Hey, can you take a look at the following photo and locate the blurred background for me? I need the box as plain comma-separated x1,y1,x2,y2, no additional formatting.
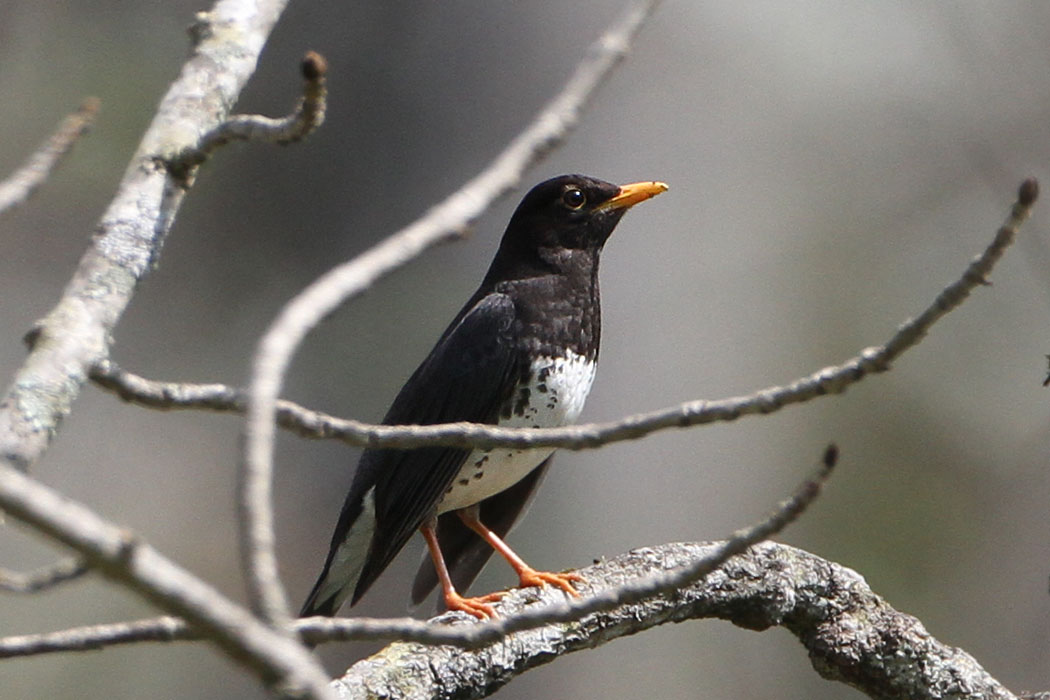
2,2,1049,698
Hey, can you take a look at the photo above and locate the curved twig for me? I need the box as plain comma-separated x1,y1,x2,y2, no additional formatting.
172,50,328,182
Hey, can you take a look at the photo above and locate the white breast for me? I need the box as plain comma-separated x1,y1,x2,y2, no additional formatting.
438,349,596,513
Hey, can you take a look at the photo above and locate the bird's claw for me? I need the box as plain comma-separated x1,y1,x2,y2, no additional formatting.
517,567,583,597
444,590,505,619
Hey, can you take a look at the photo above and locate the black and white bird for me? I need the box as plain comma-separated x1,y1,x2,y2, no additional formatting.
301,175,667,618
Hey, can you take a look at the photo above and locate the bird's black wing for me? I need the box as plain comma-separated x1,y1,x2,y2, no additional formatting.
349,292,521,604
410,455,552,607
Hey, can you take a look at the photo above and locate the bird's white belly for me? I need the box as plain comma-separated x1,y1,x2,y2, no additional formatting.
438,350,596,513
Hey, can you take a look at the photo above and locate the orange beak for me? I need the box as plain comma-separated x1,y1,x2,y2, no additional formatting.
597,180,669,211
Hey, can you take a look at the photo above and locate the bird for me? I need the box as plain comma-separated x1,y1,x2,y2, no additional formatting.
300,174,668,619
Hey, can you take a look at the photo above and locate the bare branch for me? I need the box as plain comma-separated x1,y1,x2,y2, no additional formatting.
0,557,88,593
174,50,328,179
0,459,334,699
2,542,1026,700
0,0,321,474
0,443,831,660
0,616,186,657
0,0,336,694
0,456,1026,699
325,541,1021,700
97,177,1038,453
238,0,664,628
0,98,99,215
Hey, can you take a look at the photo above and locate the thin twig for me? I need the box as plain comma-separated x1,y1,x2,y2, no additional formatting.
173,51,328,181
238,0,663,628
0,616,186,657
0,98,99,215
96,178,1039,452
0,557,89,593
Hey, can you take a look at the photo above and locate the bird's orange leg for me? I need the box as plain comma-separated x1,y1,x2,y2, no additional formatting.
457,509,582,597
420,520,504,619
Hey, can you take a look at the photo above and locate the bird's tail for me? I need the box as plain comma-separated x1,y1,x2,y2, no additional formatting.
299,486,378,617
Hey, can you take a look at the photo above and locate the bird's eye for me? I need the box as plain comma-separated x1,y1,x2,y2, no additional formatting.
561,187,586,210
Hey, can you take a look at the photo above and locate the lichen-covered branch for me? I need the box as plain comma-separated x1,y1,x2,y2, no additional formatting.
0,537,1028,699
0,0,316,473
332,542,1021,700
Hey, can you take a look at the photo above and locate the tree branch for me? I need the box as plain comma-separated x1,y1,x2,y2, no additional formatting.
94,176,1038,453
237,0,663,628
0,0,337,695
0,98,99,215
171,50,328,181
0,460,335,699
0,0,316,473
328,541,1022,700
2,543,1026,700
0,557,88,593
0,443,833,660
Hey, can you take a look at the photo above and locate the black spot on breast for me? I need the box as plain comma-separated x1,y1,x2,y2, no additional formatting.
472,472,484,480
537,383,548,393
457,478,470,486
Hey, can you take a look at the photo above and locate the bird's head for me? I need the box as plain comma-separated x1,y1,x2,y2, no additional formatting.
489,174,667,279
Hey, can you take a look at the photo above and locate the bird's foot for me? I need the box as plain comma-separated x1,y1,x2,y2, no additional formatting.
444,589,505,619
516,567,583,597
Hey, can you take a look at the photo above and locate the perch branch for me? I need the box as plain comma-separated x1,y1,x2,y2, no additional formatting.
238,0,663,628
0,443,832,658
0,98,99,215
330,541,1022,700
95,177,1038,452
3,542,1024,700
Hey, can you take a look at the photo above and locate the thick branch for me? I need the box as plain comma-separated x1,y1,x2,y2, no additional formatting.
0,0,311,473
238,0,663,628
331,542,1020,700
0,0,335,696
0,98,99,215
95,177,1038,452
0,544,1024,699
